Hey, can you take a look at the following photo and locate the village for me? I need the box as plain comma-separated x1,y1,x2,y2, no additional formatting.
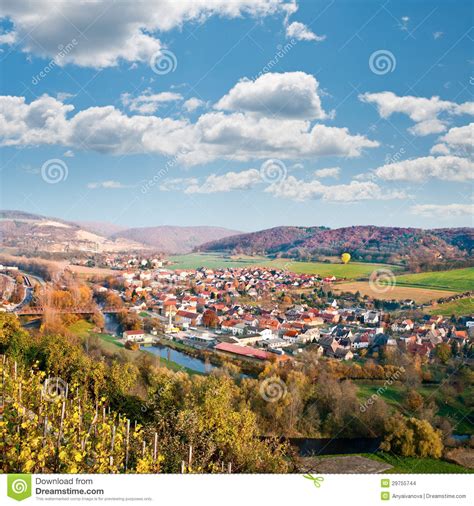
83,259,473,368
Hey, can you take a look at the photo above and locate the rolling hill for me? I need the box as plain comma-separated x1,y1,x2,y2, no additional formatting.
111,225,241,254
0,210,145,253
0,211,240,254
197,225,474,267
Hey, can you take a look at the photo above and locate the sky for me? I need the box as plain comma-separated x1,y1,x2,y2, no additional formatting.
0,0,472,232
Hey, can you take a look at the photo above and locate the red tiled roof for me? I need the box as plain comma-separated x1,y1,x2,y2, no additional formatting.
215,342,270,360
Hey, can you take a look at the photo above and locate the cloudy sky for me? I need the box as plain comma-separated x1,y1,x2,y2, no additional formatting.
0,0,472,231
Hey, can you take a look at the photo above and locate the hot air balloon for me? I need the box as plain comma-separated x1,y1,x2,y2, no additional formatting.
341,252,351,264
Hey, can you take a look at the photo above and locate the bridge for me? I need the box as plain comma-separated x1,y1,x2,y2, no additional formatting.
15,307,123,316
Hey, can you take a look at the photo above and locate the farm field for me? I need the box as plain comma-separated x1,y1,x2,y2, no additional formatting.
168,253,267,270
169,253,401,280
395,267,474,293
427,298,474,317
261,259,402,279
333,281,455,303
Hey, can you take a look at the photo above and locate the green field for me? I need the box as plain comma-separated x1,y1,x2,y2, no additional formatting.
356,381,473,434
366,453,471,473
395,267,474,293
169,253,400,280
428,298,474,317
169,253,266,270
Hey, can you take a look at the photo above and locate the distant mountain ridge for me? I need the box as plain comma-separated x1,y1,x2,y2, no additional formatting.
111,225,241,254
197,225,474,268
0,210,240,254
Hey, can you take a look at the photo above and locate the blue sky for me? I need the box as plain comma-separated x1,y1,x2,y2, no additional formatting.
0,0,472,231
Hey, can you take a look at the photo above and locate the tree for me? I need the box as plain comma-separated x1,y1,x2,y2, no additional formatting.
92,311,105,331
404,389,423,413
381,415,443,458
202,309,219,328
435,343,451,364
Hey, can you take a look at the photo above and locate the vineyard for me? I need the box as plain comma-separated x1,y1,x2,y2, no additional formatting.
1,356,162,473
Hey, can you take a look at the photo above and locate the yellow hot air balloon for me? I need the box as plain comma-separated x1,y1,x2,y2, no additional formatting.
341,252,351,264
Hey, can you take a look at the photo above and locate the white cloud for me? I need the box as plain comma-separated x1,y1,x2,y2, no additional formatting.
286,21,325,41
121,90,182,114
184,169,262,193
313,167,340,178
87,180,131,189
215,72,328,120
399,16,410,31
159,177,199,191
430,123,473,156
63,150,74,158
265,176,406,202
359,91,474,136
0,92,378,164
410,203,473,218
433,31,444,39
183,97,205,113
374,155,473,182
0,0,290,68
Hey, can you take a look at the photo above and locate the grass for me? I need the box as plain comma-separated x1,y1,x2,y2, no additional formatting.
428,298,474,317
395,267,474,293
355,381,473,435
365,453,472,473
169,253,401,280
169,253,267,270
68,319,95,339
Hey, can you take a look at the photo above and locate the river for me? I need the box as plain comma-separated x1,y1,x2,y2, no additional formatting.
141,344,217,374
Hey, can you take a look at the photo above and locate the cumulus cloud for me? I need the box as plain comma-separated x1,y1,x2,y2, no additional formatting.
121,90,182,114
313,167,340,178
286,21,325,41
0,0,290,68
411,203,473,218
215,72,329,120
87,180,131,189
359,91,474,136
183,97,205,113
184,169,262,193
374,156,473,182
0,92,378,164
265,176,406,202
430,123,473,156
